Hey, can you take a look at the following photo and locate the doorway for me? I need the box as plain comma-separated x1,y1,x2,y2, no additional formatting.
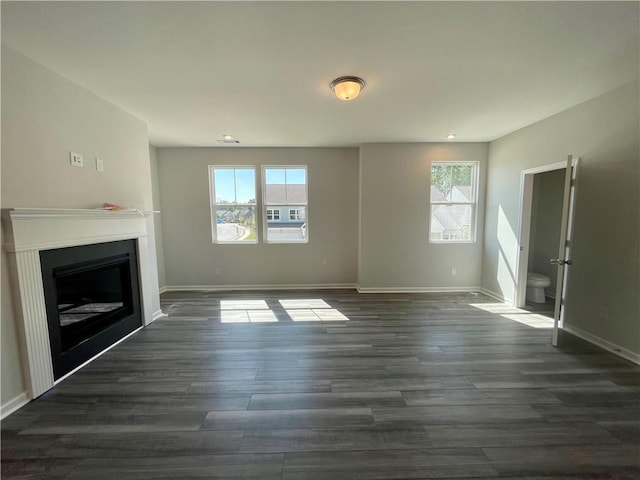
514,156,578,344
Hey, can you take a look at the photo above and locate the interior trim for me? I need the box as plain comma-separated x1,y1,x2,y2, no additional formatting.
563,323,640,365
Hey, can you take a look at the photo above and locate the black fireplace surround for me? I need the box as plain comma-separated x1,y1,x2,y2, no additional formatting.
40,240,142,380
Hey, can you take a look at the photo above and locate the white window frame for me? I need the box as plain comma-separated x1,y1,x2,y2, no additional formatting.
209,165,258,244
262,165,308,244
429,161,479,244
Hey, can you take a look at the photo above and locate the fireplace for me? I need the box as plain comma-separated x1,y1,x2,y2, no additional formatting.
40,240,142,379
2,208,160,400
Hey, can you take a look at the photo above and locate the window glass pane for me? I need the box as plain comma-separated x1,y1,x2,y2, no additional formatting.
451,164,473,187
431,163,475,203
285,168,307,203
265,168,286,184
450,164,474,201
431,164,452,202
214,168,236,204
214,168,256,204
265,168,307,204
234,169,256,204
265,168,286,204
430,204,472,241
286,168,306,184
266,205,306,242
215,206,256,242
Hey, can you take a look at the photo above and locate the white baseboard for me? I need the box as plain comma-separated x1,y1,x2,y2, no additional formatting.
158,286,168,294
162,283,358,292
152,309,166,321
478,287,513,304
1,392,29,420
163,284,496,296
356,286,483,294
562,323,640,365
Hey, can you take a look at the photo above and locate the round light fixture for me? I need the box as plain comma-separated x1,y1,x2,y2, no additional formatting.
446,133,457,140
330,76,365,101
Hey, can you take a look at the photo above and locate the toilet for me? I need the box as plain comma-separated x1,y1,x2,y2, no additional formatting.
526,272,551,303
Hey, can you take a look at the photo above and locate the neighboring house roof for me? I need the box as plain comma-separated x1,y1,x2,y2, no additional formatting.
451,185,473,202
430,185,473,203
433,205,463,232
265,184,306,204
430,185,447,202
430,185,474,235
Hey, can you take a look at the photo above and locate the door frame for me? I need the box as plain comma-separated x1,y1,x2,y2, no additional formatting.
514,158,577,309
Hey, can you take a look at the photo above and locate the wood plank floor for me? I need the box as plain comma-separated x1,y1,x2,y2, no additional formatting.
2,290,639,479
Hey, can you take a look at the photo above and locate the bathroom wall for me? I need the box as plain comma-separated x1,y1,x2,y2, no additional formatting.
527,169,565,297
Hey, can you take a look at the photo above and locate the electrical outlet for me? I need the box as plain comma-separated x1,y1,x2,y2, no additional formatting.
95,157,104,172
215,267,222,275
69,151,83,167
451,268,457,276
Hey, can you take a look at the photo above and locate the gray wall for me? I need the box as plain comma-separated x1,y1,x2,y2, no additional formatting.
358,143,488,290
1,47,157,407
483,81,639,355
528,169,565,295
157,147,359,287
149,146,166,289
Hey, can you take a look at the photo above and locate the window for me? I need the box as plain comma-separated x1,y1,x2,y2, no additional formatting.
429,162,478,242
263,166,308,243
289,208,302,221
209,166,257,243
266,209,280,221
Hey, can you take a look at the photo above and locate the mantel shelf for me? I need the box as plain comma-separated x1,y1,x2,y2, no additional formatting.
2,207,155,219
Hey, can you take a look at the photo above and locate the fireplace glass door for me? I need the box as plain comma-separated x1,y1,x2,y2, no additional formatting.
56,256,133,351
41,240,142,380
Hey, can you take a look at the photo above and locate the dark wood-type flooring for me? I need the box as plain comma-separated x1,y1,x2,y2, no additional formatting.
2,290,639,479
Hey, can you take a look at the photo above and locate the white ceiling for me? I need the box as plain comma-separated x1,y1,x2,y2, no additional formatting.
2,1,638,147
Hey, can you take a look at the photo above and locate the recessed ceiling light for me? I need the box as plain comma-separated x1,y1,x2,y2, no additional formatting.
445,133,456,140
217,134,240,144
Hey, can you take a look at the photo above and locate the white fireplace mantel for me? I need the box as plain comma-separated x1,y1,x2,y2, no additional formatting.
2,208,159,399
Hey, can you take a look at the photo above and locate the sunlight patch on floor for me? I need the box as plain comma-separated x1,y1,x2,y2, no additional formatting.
280,299,349,322
470,303,553,329
279,299,331,309
287,308,349,322
219,299,349,323
221,309,278,323
221,300,269,310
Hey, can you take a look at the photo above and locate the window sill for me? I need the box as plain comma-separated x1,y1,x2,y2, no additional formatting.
265,240,309,245
214,241,258,245
429,240,477,244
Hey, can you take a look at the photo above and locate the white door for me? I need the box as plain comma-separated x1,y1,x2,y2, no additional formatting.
550,155,578,345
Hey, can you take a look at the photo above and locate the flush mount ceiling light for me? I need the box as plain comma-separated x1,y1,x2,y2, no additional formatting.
446,133,457,140
330,76,365,101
